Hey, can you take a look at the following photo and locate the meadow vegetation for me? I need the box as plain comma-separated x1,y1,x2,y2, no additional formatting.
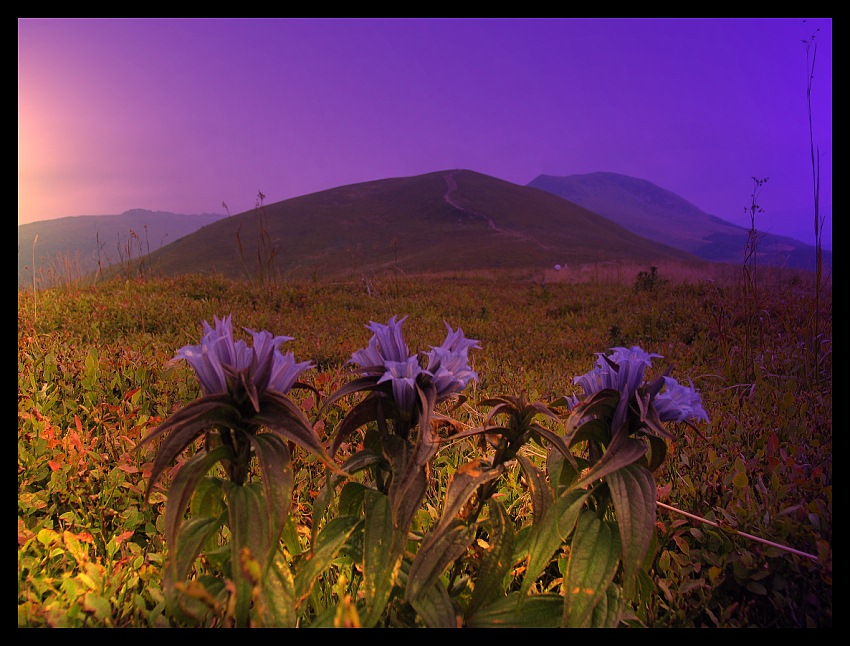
18,264,831,627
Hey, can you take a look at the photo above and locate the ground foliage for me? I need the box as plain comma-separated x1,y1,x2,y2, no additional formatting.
18,267,831,627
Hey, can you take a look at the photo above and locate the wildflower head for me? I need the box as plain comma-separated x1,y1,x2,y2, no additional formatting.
350,315,411,370
377,356,424,414
570,345,709,429
173,315,312,410
326,316,480,450
347,317,480,413
424,322,480,401
653,376,709,423
572,346,662,403
138,315,332,495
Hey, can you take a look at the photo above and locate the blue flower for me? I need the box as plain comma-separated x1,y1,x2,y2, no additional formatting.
247,327,314,395
654,376,710,423
570,345,708,426
350,315,411,369
172,314,312,404
348,317,479,411
139,314,332,498
425,323,480,401
377,356,425,414
572,346,662,402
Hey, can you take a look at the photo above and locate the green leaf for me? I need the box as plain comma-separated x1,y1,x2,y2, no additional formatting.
382,433,422,532
225,482,272,628
191,476,227,520
168,513,226,607
562,510,622,628
644,434,668,472
546,446,581,493
339,448,384,477
279,514,302,556
253,550,297,627
82,592,112,623
406,519,476,602
136,395,241,497
428,458,503,539
386,384,439,539
563,389,620,443
567,417,612,445
248,432,294,554
530,424,578,470
465,592,562,628
338,481,368,517
326,392,385,455
255,391,340,473
516,454,553,524
589,583,625,628
606,463,656,587
362,489,399,627
521,487,590,596
467,499,516,617
165,445,232,550
568,432,647,492
294,515,359,606
555,488,592,542
409,578,459,628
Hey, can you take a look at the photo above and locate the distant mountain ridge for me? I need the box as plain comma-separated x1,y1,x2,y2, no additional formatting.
527,172,829,271
18,209,227,287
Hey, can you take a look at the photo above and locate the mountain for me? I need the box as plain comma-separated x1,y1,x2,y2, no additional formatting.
527,172,830,271
18,209,227,287
112,170,705,283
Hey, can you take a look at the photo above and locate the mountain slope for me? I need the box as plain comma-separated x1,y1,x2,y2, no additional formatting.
18,209,226,287
527,172,830,271
129,170,703,282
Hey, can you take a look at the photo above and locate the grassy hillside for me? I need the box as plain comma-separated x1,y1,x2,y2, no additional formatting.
109,170,703,283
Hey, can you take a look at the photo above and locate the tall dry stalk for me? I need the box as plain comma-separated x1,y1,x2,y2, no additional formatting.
740,177,768,383
802,20,826,386
31,234,38,320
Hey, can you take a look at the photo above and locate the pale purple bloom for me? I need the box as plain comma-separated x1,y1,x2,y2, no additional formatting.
435,322,481,357
425,323,480,400
654,376,709,423
377,357,424,413
246,328,313,394
349,315,411,368
349,317,480,411
572,346,663,402
571,345,708,425
172,314,311,397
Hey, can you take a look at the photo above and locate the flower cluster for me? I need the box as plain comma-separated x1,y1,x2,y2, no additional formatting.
349,315,480,414
570,345,708,423
173,314,313,408
138,314,329,501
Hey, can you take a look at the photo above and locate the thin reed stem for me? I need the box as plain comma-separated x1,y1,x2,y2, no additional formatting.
656,501,818,561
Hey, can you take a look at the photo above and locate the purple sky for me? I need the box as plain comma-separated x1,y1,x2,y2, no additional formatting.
18,18,832,249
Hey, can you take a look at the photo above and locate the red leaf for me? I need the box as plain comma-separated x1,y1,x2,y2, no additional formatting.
115,530,135,544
